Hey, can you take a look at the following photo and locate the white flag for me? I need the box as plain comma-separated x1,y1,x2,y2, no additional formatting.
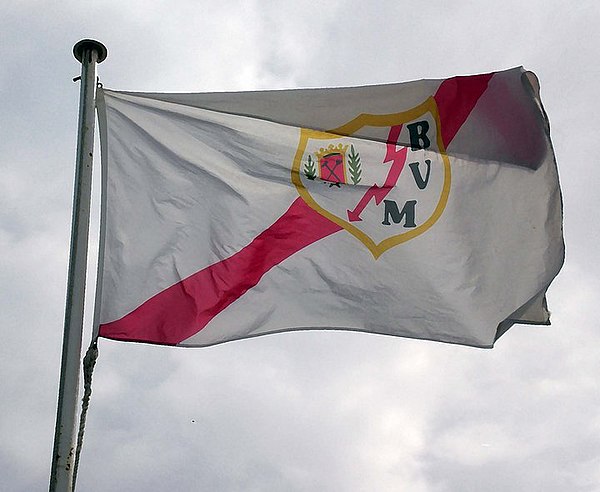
96,67,563,348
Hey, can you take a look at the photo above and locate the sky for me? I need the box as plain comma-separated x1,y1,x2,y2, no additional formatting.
1,1,599,491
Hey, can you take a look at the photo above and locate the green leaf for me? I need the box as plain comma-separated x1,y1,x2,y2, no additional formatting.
304,154,317,180
348,145,362,185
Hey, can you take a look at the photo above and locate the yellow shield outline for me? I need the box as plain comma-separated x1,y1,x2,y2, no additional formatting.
291,97,451,259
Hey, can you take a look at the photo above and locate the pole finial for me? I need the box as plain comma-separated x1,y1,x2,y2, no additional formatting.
73,39,107,63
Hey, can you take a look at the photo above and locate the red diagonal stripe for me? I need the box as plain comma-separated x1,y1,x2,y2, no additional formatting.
99,197,342,345
100,74,493,345
433,72,493,148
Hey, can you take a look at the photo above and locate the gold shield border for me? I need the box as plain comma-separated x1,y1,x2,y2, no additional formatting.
291,96,451,259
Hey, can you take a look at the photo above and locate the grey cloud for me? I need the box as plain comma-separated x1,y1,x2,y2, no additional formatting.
2,1,599,491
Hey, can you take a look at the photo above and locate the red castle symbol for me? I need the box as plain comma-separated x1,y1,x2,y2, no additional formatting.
315,143,348,185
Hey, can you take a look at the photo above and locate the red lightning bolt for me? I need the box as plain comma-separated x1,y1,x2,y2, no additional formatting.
346,125,408,222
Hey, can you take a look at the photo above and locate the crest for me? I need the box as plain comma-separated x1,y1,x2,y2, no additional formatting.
292,97,450,258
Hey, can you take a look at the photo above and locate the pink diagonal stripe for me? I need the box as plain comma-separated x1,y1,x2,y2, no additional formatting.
99,197,342,345
433,72,493,148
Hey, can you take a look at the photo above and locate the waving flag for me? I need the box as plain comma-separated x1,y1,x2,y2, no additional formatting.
95,67,563,348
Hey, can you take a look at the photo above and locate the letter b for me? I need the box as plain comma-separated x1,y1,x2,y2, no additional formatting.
407,121,430,150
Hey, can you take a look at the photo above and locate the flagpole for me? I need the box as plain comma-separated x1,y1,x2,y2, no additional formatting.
49,39,107,492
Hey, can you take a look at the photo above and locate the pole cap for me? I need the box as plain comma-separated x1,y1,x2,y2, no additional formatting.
73,39,108,63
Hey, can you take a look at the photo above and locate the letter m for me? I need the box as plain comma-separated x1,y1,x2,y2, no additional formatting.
382,199,417,227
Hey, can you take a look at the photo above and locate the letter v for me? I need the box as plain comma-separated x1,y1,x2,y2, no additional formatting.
408,160,431,190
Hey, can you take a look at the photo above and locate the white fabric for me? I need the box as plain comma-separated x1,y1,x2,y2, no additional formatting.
96,67,563,348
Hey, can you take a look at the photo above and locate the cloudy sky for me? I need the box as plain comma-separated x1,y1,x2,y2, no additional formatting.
2,1,599,491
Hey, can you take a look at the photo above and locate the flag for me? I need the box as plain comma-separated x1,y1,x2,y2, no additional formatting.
95,67,563,348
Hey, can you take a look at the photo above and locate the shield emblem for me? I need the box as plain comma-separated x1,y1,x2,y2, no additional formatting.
317,144,347,185
291,97,451,258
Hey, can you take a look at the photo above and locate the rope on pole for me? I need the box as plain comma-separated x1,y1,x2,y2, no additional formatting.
71,340,99,490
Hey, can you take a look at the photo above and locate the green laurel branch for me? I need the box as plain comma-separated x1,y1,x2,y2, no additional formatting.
304,154,317,180
348,144,362,185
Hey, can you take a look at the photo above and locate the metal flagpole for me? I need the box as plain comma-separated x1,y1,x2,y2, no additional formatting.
49,39,107,492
